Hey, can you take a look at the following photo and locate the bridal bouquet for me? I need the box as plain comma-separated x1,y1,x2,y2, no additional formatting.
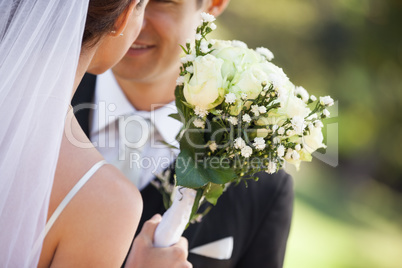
154,13,333,247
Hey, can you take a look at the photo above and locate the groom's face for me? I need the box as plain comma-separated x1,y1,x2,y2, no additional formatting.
112,0,205,83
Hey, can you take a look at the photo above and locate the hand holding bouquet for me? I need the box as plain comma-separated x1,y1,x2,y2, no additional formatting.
154,13,334,247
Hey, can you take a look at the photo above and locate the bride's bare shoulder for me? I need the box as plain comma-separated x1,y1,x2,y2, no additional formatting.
41,159,142,267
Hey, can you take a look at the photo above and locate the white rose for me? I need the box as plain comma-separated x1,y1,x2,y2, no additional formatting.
211,44,262,80
183,54,226,109
278,94,311,119
227,64,268,115
302,125,326,153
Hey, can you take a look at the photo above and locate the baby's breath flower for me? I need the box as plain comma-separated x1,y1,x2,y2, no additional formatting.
286,129,294,136
291,150,300,160
277,144,285,157
266,161,277,174
295,144,301,151
277,127,285,135
200,40,210,53
200,46,210,54
210,23,217,30
291,116,305,135
295,86,309,103
258,106,267,114
215,109,222,115
314,120,324,128
231,40,248,49
320,96,334,107
195,33,202,40
241,93,248,100
307,114,318,120
186,66,194,73
180,57,188,64
285,148,293,160
176,76,185,86
234,137,246,149
228,116,238,125
273,137,281,144
201,12,216,23
242,114,252,123
256,47,274,61
194,106,209,117
310,95,317,102
209,141,217,152
323,109,330,117
193,118,205,128
225,93,236,104
251,105,260,116
253,137,266,151
272,124,279,132
241,146,253,158
186,54,195,62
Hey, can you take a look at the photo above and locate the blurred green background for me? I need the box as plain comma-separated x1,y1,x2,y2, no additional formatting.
216,0,402,267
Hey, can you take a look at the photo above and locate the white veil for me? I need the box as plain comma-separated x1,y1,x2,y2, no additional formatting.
0,0,89,266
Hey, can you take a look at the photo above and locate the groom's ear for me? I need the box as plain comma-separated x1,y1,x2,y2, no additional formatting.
111,1,136,37
205,0,230,17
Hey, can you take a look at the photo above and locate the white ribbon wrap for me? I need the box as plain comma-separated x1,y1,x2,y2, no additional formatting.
153,187,197,247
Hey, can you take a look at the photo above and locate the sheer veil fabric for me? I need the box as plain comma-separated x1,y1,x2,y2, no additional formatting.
0,0,89,266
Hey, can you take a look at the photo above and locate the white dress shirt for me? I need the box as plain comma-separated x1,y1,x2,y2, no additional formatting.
89,70,181,190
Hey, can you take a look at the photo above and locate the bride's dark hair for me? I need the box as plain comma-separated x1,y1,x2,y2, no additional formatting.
83,0,138,47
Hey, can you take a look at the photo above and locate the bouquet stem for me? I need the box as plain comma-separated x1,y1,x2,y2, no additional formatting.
153,187,197,247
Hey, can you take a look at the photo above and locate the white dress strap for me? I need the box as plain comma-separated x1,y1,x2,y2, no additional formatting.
30,160,107,259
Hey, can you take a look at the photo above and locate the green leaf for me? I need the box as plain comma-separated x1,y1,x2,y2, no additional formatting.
175,149,210,188
205,159,237,185
204,183,224,205
168,113,182,122
179,128,206,154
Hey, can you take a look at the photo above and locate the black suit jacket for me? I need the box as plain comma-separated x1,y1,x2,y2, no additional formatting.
72,73,294,268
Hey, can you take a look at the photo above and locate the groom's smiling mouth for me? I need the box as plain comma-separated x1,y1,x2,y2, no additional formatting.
127,42,155,56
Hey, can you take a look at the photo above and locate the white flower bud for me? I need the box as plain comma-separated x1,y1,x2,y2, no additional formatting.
176,76,185,86
256,47,274,61
242,114,252,123
278,127,285,135
253,137,266,151
277,145,285,157
186,66,194,73
241,146,253,158
258,106,267,114
234,137,246,149
266,161,277,174
209,141,217,152
228,116,238,126
201,12,216,23
225,93,236,104
320,96,334,107
193,118,205,128
314,120,324,128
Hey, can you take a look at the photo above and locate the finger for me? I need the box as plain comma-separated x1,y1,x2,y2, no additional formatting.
139,214,162,242
173,237,189,259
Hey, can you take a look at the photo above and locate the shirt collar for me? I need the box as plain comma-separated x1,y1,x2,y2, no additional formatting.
91,70,182,148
